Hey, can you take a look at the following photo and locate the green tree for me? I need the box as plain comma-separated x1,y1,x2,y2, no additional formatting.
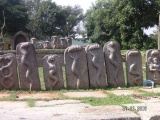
144,29,158,49
60,5,84,38
0,0,29,37
26,1,59,39
84,0,160,49
26,0,84,39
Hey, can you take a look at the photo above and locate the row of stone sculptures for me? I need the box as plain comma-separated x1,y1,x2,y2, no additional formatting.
0,41,159,91
30,36,72,49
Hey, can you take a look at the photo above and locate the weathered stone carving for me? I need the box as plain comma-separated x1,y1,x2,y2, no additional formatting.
64,45,89,89
60,38,68,49
146,49,160,84
43,54,64,90
0,53,19,90
30,37,37,49
103,41,125,87
17,42,41,91
43,41,51,49
51,36,61,49
66,37,72,47
126,50,143,86
36,41,44,49
85,43,107,89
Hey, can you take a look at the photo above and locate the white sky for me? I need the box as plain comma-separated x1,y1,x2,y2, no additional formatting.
52,0,156,35
52,0,96,13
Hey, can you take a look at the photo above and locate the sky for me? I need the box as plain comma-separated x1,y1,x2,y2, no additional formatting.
52,0,96,13
52,0,157,35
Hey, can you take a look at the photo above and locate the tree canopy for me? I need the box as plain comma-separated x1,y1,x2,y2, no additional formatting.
0,0,84,40
25,0,84,39
84,0,160,49
0,0,28,37
0,0,160,49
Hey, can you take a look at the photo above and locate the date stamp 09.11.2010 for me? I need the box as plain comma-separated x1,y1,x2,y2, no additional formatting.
122,106,147,111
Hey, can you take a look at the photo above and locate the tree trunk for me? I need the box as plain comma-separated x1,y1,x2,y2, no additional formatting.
158,12,160,49
0,10,5,38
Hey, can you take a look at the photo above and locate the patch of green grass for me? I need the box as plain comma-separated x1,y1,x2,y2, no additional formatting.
0,93,17,101
62,66,66,88
77,93,140,106
135,89,160,97
137,89,160,97
38,67,45,90
142,92,160,97
27,99,35,107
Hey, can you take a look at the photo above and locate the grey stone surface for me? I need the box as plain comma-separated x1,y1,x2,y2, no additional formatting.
16,42,41,91
64,45,89,89
51,36,61,49
30,37,37,49
0,53,19,90
60,38,68,49
66,37,72,47
43,41,51,49
63,91,107,98
36,41,43,49
0,101,140,120
126,50,143,86
124,103,160,120
43,54,64,90
146,49,160,84
103,41,125,87
85,43,107,89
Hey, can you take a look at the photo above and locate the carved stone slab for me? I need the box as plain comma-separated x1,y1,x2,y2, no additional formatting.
103,41,125,87
66,37,72,47
43,54,64,90
17,42,41,91
126,50,143,86
51,36,61,49
0,53,19,90
85,43,107,89
36,41,43,49
43,41,51,49
60,38,68,49
30,37,37,49
64,45,89,89
146,49,160,84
